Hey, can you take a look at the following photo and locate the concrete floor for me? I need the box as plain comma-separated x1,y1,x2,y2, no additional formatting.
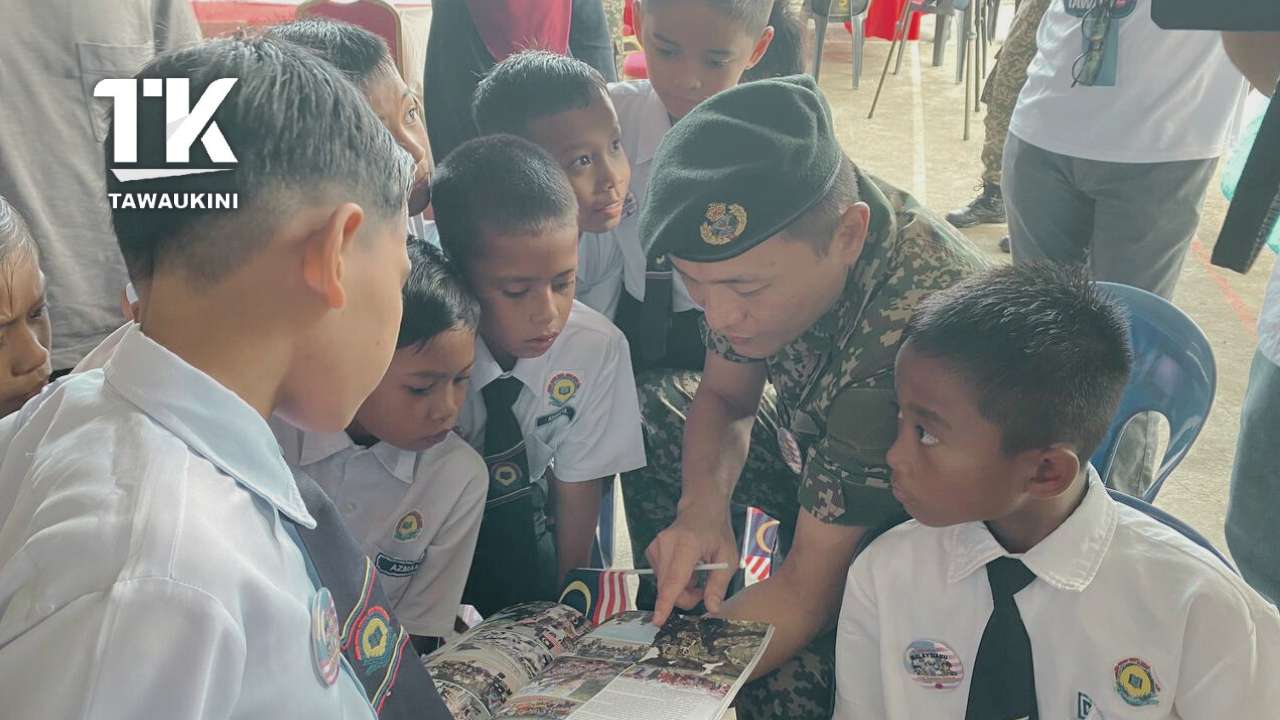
810,11,1272,553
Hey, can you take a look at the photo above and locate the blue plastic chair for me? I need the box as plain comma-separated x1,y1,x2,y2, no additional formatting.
1090,282,1217,502
1108,489,1234,571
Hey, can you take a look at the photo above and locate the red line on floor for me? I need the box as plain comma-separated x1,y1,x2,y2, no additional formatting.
1189,238,1258,337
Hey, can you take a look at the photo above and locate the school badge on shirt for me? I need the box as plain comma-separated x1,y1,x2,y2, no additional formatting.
1114,657,1161,706
547,372,581,407
310,587,341,686
903,639,964,690
394,510,424,542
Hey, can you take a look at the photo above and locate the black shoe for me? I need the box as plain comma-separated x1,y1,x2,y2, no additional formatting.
999,236,1010,253
946,183,1006,228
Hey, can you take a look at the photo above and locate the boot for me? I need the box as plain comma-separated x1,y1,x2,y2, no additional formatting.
946,182,1006,228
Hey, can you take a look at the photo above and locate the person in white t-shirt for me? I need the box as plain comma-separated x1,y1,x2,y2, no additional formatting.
431,135,647,616
273,239,487,648
1005,0,1247,301
833,263,1280,720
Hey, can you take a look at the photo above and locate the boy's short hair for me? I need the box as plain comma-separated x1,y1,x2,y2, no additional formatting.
642,0,774,34
266,18,394,91
904,263,1132,459
0,195,36,267
431,134,577,272
400,237,481,350
106,36,413,284
472,50,609,138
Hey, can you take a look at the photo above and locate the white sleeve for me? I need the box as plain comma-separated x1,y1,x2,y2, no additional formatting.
394,448,488,637
833,550,888,720
0,577,245,720
552,334,646,483
1172,579,1280,718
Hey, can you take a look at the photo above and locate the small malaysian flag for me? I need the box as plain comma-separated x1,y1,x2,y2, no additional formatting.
558,568,633,625
742,506,780,585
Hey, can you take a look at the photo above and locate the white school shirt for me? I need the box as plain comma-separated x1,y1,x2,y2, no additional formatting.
456,300,647,483
1010,0,1246,164
273,423,487,637
0,325,375,720
577,227,631,319
607,80,699,314
833,470,1280,720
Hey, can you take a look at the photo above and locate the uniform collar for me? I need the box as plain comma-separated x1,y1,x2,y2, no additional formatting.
633,82,673,166
944,467,1116,592
472,334,555,398
103,324,316,528
297,429,417,485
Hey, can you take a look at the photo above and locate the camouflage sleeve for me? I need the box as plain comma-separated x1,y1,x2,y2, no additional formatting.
699,316,764,364
799,380,905,528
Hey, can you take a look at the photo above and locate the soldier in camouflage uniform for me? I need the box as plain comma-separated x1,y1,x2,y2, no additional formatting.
947,0,1052,243
620,75,986,720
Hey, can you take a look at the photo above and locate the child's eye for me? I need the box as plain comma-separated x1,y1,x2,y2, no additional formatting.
610,139,623,153
406,384,434,397
454,374,471,385
654,47,676,58
553,278,576,294
706,59,729,69
502,288,530,299
917,426,939,447
735,285,767,298
571,155,592,169
406,105,420,124
28,304,46,321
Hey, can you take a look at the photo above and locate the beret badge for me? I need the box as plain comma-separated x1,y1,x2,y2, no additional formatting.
700,202,748,246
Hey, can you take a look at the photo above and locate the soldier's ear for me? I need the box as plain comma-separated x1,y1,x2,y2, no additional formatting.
831,202,870,266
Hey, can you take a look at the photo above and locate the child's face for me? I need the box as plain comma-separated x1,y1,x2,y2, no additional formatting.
637,0,774,120
886,342,1035,527
0,248,51,417
351,326,476,451
366,68,434,216
526,89,632,235
466,223,578,365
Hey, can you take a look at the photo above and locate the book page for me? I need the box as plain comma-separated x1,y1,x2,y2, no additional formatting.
496,612,773,720
425,602,591,720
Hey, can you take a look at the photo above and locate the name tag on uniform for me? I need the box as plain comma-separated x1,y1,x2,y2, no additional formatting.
375,552,424,577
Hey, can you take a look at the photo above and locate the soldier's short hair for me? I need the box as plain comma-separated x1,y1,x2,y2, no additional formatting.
784,155,861,256
903,263,1132,459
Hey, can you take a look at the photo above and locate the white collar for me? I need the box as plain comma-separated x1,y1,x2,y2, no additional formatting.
296,429,417,485
471,333,557,398
944,467,1117,592
633,82,673,166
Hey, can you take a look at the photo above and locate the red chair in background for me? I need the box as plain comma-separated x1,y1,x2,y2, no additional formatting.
621,0,647,79
297,0,407,77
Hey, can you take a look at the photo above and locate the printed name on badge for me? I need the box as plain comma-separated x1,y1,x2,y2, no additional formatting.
376,552,425,578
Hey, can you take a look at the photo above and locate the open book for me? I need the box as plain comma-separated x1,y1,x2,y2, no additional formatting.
424,602,774,720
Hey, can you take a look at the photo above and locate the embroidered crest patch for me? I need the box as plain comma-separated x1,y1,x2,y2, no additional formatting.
352,605,394,674
1114,657,1160,707
547,372,581,407
394,510,424,542
903,640,964,690
492,461,521,487
699,203,748,245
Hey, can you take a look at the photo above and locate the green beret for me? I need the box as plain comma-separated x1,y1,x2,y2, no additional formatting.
641,74,841,263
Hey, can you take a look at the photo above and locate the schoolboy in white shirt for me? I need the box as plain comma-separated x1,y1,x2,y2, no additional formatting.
0,37,442,718
432,135,646,616
833,264,1280,719
274,239,487,645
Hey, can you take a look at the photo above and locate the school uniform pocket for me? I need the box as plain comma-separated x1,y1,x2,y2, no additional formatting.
77,42,154,143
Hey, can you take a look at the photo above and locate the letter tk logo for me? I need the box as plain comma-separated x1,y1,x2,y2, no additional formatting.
95,77,238,182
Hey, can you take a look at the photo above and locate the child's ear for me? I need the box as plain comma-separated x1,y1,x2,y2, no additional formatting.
744,26,776,70
832,201,870,266
302,202,365,310
1026,445,1082,500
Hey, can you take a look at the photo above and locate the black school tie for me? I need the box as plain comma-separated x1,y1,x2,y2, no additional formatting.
614,253,674,372
481,376,528,478
965,557,1039,720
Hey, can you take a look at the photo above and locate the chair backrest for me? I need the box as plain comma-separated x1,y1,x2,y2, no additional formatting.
1107,489,1234,571
1090,282,1216,502
810,0,872,18
297,0,405,76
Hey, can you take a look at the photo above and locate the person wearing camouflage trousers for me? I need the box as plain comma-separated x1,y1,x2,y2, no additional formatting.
946,0,1052,248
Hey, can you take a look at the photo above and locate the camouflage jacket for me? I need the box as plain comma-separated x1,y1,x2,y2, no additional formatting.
706,169,988,527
